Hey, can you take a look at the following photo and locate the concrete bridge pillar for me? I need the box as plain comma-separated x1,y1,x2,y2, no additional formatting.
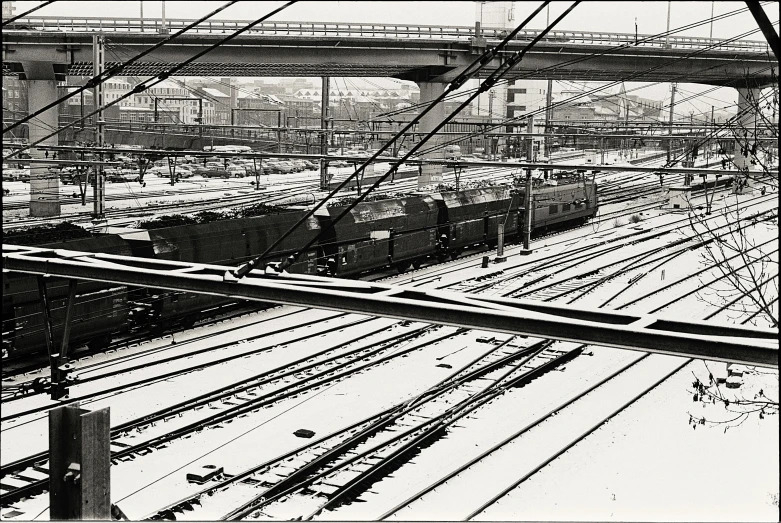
24,62,61,217
732,86,762,172
417,80,446,188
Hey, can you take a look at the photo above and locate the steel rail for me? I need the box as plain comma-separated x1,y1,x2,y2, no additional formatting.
463,357,693,520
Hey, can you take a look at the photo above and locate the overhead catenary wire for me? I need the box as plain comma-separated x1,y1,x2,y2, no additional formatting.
232,2,585,279
370,1,774,122
2,1,296,159
411,25,774,161
227,0,557,280
1,0,56,26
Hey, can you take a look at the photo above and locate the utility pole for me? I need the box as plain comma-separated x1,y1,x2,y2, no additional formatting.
230,78,237,139
521,168,533,254
665,1,671,47
544,79,553,158
320,76,330,191
488,90,495,159
160,0,168,34
92,35,105,220
709,1,714,39
277,111,282,154
666,82,676,165
140,1,143,31
707,104,714,167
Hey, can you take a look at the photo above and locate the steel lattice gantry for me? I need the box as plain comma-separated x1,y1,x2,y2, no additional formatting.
3,245,777,368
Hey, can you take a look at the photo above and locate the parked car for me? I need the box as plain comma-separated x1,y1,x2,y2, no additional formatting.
287,159,303,171
275,161,296,174
3,168,30,182
227,166,247,178
202,168,231,179
262,160,284,174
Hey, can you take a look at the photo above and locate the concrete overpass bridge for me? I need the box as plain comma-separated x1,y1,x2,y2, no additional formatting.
2,16,777,216
2,16,776,85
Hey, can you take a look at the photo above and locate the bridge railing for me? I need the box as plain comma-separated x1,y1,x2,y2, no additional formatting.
5,16,770,52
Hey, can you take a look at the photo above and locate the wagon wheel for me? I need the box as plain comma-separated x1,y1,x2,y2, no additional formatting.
181,314,198,329
412,258,423,270
450,249,461,261
395,261,411,273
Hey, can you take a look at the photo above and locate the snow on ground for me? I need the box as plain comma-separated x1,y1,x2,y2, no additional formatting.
319,344,642,521
1,314,404,465
387,353,689,521
1,161,776,521
474,359,779,522
108,326,503,519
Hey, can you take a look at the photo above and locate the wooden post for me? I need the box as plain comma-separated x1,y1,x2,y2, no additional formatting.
49,404,111,520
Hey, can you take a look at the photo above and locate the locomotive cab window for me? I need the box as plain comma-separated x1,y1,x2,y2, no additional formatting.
549,204,558,214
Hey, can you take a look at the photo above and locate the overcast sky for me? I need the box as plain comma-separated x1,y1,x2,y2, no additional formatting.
10,1,776,36
8,1,779,115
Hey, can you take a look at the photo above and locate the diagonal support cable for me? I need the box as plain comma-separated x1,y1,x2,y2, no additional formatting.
229,1,564,280
3,1,239,134
2,1,296,159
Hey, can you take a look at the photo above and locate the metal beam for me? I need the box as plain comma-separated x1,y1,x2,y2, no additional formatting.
3,245,777,367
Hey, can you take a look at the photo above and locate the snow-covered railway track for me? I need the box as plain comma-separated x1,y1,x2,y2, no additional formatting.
0,321,446,506
383,353,691,521
143,339,578,520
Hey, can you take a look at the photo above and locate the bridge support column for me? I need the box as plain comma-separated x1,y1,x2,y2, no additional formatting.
26,72,61,217
732,87,761,172
417,81,446,189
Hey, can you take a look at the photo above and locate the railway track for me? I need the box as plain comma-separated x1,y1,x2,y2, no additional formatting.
0,320,445,503
2,162,774,517
142,338,576,520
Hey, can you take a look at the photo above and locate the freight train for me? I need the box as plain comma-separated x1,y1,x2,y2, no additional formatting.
3,174,597,359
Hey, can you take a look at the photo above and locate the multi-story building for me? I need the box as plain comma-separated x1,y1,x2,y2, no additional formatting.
235,91,285,127
276,94,319,120
2,76,27,134
2,1,16,18
194,87,232,125
506,80,549,126
130,80,215,124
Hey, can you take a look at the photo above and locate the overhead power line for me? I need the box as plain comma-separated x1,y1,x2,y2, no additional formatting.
229,1,581,280
412,24,773,160
372,1,773,121
3,0,240,134
1,0,56,26
2,1,297,161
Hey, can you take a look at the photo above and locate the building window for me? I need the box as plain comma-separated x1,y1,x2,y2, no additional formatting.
517,88,526,94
